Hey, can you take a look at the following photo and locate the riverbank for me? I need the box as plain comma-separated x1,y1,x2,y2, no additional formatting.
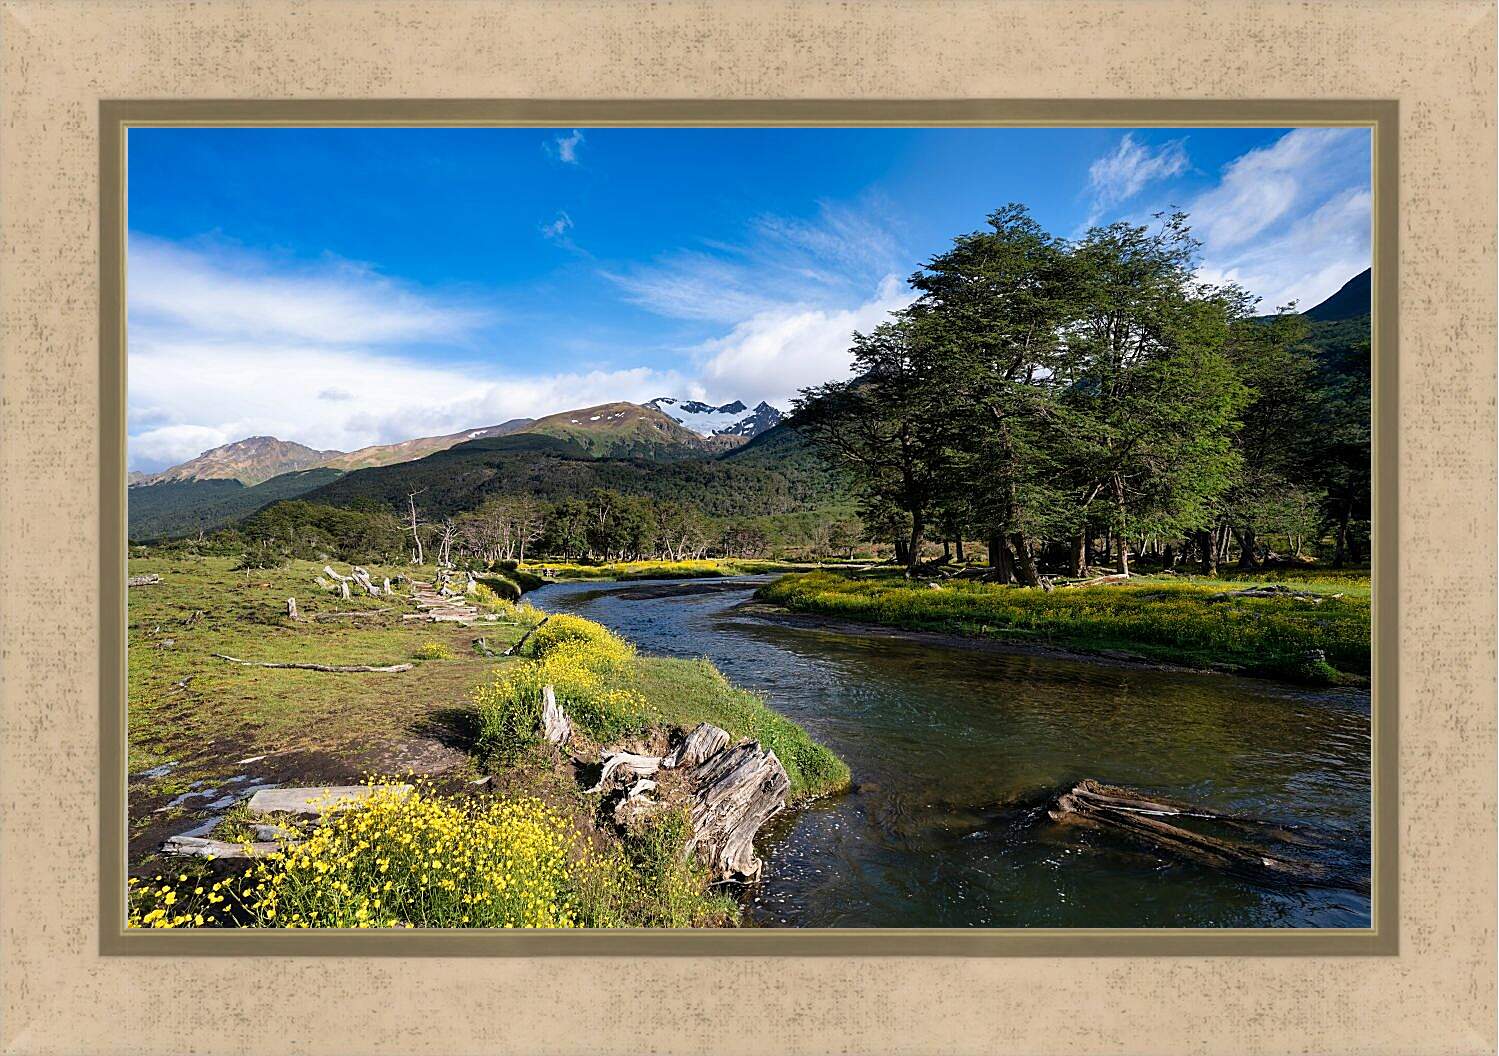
125,554,848,928
756,569,1371,684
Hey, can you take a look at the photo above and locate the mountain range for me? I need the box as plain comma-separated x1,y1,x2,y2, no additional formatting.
127,396,790,538
132,397,784,488
127,270,1371,543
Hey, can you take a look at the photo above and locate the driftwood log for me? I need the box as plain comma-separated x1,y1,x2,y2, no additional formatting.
1210,585,1337,603
126,573,162,587
162,835,280,858
1050,780,1329,883
213,653,414,673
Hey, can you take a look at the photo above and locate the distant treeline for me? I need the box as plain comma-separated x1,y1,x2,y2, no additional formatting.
172,492,867,569
792,205,1370,578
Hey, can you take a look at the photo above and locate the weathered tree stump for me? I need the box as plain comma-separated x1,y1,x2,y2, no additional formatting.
540,684,571,746
584,719,791,882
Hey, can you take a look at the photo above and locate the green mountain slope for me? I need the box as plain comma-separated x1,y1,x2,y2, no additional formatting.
1303,268,1371,322
128,467,345,541
294,422,847,523
518,401,718,461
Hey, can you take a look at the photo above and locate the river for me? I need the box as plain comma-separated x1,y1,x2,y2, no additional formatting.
529,575,1372,929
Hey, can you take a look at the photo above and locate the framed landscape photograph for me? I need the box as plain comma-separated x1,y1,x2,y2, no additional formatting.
2,3,1493,1055
111,109,1388,945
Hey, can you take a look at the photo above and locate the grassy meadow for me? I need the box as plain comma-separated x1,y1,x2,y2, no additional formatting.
757,568,1371,683
126,553,846,929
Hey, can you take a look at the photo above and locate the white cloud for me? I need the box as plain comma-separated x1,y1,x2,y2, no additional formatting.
1085,134,1189,226
125,236,693,471
541,211,574,241
692,274,912,407
1188,128,1371,310
548,129,585,164
129,236,489,345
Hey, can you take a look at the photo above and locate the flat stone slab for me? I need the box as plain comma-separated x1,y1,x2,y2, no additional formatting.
247,784,412,816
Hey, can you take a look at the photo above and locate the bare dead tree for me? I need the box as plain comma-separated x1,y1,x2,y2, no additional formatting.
406,489,428,565
435,517,459,568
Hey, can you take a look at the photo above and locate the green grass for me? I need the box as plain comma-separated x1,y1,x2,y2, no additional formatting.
128,551,847,929
757,569,1371,683
126,555,523,775
472,613,849,802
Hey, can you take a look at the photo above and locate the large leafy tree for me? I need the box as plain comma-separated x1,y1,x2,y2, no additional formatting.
792,317,957,575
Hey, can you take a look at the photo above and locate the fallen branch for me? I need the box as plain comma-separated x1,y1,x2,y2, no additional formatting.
127,574,162,587
503,614,551,656
213,653,413,673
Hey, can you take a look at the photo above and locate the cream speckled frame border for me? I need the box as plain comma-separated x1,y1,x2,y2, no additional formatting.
98,98,1397,958
3,3,1493,1053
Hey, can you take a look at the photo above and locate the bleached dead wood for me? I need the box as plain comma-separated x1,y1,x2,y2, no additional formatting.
587,751,663,793
213,653,413,673
162,835,281,858
1049,779,1328,883
540,684,571,746
589,722,791,882
661,722,730,770
127,574,162,587
684,740,790,881
287,597,299,620
1210,585,1329,603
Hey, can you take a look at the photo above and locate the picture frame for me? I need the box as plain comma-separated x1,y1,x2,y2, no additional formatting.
3,3,1492,1053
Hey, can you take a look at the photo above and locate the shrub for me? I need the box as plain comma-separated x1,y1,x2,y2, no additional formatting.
414,641,455,661
473,620,650,761
525,613,627,658
127,783,735,929
475,574,521,602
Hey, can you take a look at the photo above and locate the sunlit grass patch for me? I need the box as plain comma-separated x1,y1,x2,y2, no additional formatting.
758,570,1370,682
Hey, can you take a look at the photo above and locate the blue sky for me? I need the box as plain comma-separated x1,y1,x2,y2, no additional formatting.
127,125,1371,470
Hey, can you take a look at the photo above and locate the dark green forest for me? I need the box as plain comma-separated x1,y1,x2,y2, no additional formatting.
793,206,1370,578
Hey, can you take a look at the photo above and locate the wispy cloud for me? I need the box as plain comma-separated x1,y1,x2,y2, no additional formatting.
541,211,574,241
1084,134,1189,227
126,237,682,469
603,199,906,325
129,236,490,346
547,129,585,164
1188,127,1370,310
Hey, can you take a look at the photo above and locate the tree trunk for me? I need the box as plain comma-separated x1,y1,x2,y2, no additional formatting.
987,531,1014,583
1116,533,1130,576
1161,544,1176,571
1010,534,1040,586
1197,529,1218,576
1069,533,1085,577
1235,526,1259,569
955,537,965,563
942,539,952,562
904,511,924,577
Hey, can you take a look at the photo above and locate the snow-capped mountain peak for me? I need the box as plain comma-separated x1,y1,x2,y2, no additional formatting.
645,397,783,439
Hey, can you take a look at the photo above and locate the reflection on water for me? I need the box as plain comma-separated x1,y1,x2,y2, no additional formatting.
531,576,1372,928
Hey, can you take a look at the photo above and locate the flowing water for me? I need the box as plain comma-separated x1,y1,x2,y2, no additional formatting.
530,576,1372,928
